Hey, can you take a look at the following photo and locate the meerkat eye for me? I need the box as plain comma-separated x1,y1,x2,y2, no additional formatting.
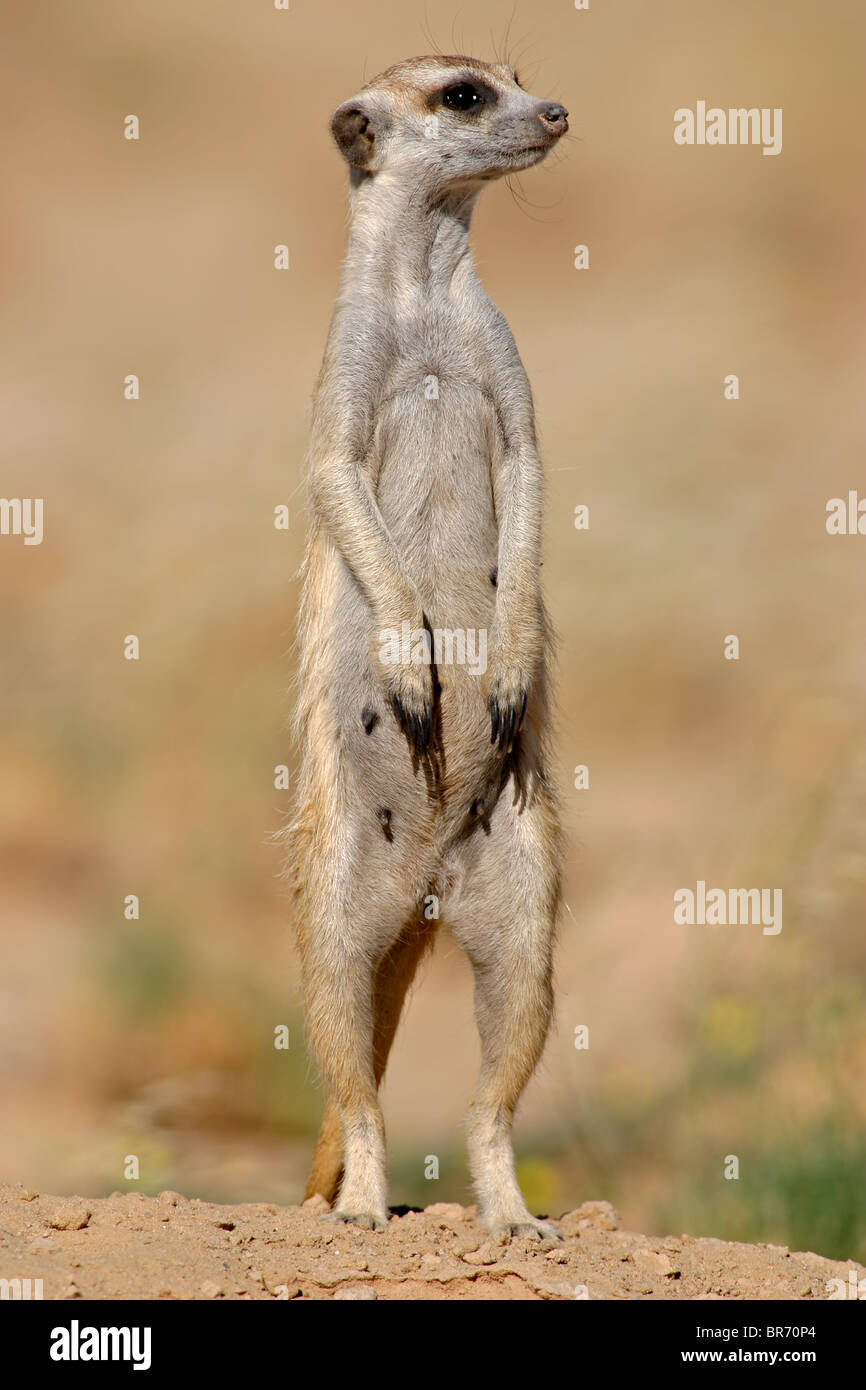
442,82,485,113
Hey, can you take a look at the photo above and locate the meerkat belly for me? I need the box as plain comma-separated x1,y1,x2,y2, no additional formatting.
375,381,500,626
317,380,504,845
312,377,508,857
367,381,504,827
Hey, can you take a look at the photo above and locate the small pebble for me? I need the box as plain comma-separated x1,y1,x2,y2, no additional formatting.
48,1203,91,1231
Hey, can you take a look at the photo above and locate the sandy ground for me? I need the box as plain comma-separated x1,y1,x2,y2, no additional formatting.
1,1185,861,1301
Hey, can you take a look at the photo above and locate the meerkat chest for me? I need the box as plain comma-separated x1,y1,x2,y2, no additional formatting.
393,292,489,384
377,303,495,456
372,305,502,581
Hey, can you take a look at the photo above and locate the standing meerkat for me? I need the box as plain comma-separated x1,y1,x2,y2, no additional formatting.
287,55,567,1239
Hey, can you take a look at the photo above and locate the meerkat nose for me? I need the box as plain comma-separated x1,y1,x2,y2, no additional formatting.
538,102,568,135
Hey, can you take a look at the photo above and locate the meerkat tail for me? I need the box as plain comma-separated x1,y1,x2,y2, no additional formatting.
304,1097,343,1204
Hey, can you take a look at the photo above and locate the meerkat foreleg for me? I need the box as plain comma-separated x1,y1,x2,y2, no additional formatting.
484,428,546,756
310,445,435,754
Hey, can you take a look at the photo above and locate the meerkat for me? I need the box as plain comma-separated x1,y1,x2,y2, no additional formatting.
286,55,567,1239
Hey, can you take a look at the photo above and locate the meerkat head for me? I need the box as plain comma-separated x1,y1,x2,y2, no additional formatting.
330,55,567,190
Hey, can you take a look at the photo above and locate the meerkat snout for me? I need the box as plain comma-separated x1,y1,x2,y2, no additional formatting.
538,101,569,134
330,55,569,185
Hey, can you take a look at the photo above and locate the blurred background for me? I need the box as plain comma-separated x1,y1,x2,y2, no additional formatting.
1,0,864,1261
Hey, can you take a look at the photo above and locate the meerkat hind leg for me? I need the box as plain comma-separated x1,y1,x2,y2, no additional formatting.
304,904,438,1229
321,967,387,1231
449,802,560,1241
305,918,438,1209
303,933,389,1228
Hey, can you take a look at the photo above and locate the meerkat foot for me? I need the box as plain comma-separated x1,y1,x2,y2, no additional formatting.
331,1208,388,1232
332,1160,388,1232
484,1209,561,1243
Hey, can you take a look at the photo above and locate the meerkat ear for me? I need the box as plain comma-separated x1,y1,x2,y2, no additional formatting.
331,99,382,170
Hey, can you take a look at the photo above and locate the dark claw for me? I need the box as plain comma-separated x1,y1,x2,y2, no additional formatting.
498,704,511,753
393,694,435,755
490,697,499,745
518,689,527,730
505,706,517,752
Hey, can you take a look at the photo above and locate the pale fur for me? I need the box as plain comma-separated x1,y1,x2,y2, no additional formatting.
285,55,567,1238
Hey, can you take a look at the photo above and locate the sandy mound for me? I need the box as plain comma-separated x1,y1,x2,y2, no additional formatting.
0,1185,860,1301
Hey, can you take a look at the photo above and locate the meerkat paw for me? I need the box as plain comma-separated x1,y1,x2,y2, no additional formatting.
483,661,529,754
384,663,435,756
